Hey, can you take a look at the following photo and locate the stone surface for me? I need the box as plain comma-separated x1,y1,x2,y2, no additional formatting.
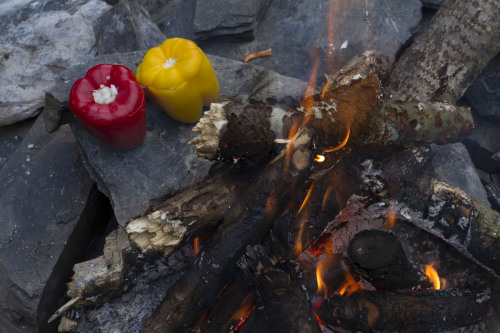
0,116,95,332
431,142,490,207
199,0,422,82
465,53,500,120
139,0,197,40
0,118,35,169
62,51,307,226
95,0,166,55
0,0,111,126
193,0,270,41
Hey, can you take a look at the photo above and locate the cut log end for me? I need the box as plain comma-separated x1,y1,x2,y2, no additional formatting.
188,101,229,160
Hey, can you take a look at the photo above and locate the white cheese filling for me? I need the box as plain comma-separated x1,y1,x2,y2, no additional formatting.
163,58,177,69
92,84,118,104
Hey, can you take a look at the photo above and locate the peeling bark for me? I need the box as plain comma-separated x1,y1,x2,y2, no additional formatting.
385,0,500,103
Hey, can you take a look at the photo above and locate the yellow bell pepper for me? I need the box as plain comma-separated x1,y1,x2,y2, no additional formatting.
136,38,219,123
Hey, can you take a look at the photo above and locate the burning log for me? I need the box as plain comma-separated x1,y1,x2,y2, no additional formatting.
189,75,473,162
126,162,260,256
140,128,315,333
316,289,491,332
386,0,500,104
347,229,426,290
239,244,322,333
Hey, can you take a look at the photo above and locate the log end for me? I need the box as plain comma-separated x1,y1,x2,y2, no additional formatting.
126,211,187,256
188,101,229,160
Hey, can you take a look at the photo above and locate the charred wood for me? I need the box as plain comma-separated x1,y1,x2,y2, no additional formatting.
189,76,472,162
126,161,260,256
316,289,491,332
140,129,315,333
239,244,322,333
198,270,255,333
347,229,425,290
385,0,500,104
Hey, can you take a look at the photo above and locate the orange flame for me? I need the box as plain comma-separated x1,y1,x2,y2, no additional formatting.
324,126,350,153
316,259,328,299
320,0,339,97
321,183,335,212
225,292,256,333
282,120,299,177
193,237,200,256
386,208,396,229
300,48,320,129
337,270,362,296
315,154,325,162
298,181,316,214
292,213,308,256
425,262,443,290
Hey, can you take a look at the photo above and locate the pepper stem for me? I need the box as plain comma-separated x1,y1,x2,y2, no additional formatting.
163,58,177,69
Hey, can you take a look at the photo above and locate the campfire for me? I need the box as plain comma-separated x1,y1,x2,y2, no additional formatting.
55,51,497,332
1,0,499,333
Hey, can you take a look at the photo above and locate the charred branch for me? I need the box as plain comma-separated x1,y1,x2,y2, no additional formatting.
347,229,426,290
239,245,322,333
140,129,315,333
126,162,260,256
189,76,472,162
316,289,491,332
385,0,500,103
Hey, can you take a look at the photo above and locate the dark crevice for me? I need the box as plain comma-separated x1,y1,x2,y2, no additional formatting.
36,184,115,333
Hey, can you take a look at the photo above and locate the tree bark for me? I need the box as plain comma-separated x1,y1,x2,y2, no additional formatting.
189,77,473,162
385,0,500,104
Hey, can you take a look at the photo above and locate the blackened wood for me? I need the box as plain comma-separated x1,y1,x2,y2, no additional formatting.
239,245,322,333
140,129,315,333
347,229,424,290
126,161,260,256
198,270,255,333
385,0,500,104
316,290,490,332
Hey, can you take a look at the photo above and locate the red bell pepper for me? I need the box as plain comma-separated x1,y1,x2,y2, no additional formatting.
69,64,146,150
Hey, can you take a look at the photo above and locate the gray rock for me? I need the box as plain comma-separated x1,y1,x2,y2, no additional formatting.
0,116,95,332
431,142,490,206
63,51,307,226
95,0,166,55
200,0,422,82
193,0,270,41
0,118,35,169
0,0,112,126
465,53,500,120
139,0,197,40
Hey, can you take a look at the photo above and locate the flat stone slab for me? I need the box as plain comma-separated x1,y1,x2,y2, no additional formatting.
61,51,307,226
0,116,94,332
